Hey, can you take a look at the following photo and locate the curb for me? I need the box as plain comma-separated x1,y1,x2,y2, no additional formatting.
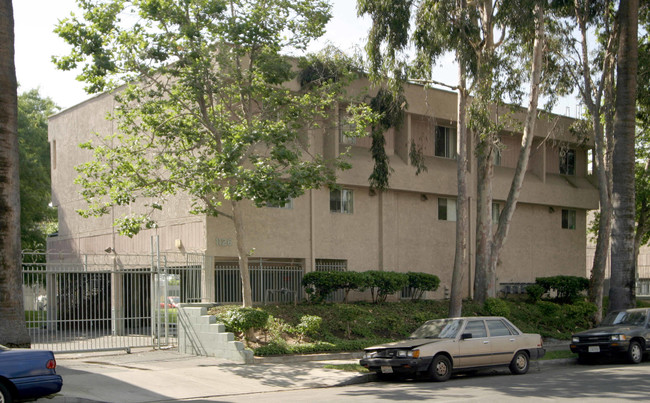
254,351,364,364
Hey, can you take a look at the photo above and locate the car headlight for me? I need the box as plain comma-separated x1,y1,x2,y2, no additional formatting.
364,351,377,359
572,336,580,343
610,334,627,341
396,350,408,358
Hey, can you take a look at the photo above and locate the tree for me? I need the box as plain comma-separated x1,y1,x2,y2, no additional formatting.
18,89,58,251
358,0,550,307
54,0,373,308
554,0,617,322
609,0,638,311
0,0,30,347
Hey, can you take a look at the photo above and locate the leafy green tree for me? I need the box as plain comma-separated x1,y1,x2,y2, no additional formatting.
554,0,617,322
18,89,58,251
54,0,374,307
0,0,30,347
358,0,551,309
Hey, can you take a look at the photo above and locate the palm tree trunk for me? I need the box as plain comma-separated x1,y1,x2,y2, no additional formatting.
609,0,638,311
0,0,30,347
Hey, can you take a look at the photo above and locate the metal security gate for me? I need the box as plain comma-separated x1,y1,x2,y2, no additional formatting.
214,258,304,304
22,250,204,353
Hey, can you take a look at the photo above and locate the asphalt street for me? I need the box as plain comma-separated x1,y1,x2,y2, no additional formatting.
38,349,649,403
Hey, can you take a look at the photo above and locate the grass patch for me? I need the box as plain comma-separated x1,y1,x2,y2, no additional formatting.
323,364,369,373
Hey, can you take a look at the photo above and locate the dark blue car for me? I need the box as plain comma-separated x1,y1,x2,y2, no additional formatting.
0,344,62,402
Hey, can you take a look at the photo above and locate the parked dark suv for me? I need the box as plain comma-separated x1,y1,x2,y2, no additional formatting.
570,308,650,364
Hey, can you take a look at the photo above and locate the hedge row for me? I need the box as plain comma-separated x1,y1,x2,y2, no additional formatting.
526,275,589,303
301,270,440,303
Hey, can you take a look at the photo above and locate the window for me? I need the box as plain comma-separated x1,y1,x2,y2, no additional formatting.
267,198,293,209
464,320,487,338
492,202,501,223
562,209,576,229
487,320,514,337
438,198,457,221
339,110,356,145
51,140,57,170
330,189,353,214
560,149,576,175
435,126,457,159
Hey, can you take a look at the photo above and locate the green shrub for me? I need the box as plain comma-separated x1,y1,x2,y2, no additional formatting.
294,315,322,339
536,300,560,317
535,276,589,303
220,307,269,334
525,284,546,303
363,271,409,303
406,272,440,300
302,271,342,303
302,271,366,303
484,298,511,317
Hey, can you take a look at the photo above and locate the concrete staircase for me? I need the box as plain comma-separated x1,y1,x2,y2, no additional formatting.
178,305,254,364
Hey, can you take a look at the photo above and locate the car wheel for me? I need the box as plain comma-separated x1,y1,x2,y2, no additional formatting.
627,341,643,364
0,382,13,403
428,355,452,382
509,351,529,375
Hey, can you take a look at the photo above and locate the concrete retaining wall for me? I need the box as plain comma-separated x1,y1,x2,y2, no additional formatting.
178,305,254,364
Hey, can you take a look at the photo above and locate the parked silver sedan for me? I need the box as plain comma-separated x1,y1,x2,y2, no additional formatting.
360,316,545,381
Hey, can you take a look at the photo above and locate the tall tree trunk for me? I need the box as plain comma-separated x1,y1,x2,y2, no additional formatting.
450,57,469,318
488,3,545,285
0,0,30,347
573,0,616,324
609,0,638,311
231,200,253,308
474,147,493,303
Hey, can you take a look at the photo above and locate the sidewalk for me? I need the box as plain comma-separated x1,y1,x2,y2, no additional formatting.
46,348,575,403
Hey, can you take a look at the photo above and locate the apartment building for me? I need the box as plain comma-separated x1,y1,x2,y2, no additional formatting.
47,77,599,301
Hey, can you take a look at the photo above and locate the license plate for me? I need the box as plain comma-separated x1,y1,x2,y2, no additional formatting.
381,366,393,374
588,346,600,353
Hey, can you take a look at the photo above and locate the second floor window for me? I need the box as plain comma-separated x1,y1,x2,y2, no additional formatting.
267,198,293,209
438,198,457,221
435,126,457,159
339,111,357,145
330,189,353,214
560,149,575,175
562,209,576,229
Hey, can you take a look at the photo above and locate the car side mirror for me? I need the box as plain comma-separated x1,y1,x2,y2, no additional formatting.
461,333,472,340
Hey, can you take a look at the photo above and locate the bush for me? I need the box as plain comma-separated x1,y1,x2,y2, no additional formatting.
302,271,365,303
535,276,589,303
363,271,409,303
406,272,440,300
483,298,511,317
219,307,269,334
525,284,546,303
302,271,342,303
294,315,322,340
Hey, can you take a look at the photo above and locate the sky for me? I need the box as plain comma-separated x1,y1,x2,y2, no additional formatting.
13,0,578,115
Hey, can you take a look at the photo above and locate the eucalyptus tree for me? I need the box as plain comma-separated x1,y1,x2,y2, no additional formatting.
0,0,31,347
358,0,550,309
54,0,373,308
610,0,639,311
553,0,618,321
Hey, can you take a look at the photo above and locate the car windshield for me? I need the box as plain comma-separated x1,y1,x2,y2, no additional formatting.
600,311,647,327
410,319,463,339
